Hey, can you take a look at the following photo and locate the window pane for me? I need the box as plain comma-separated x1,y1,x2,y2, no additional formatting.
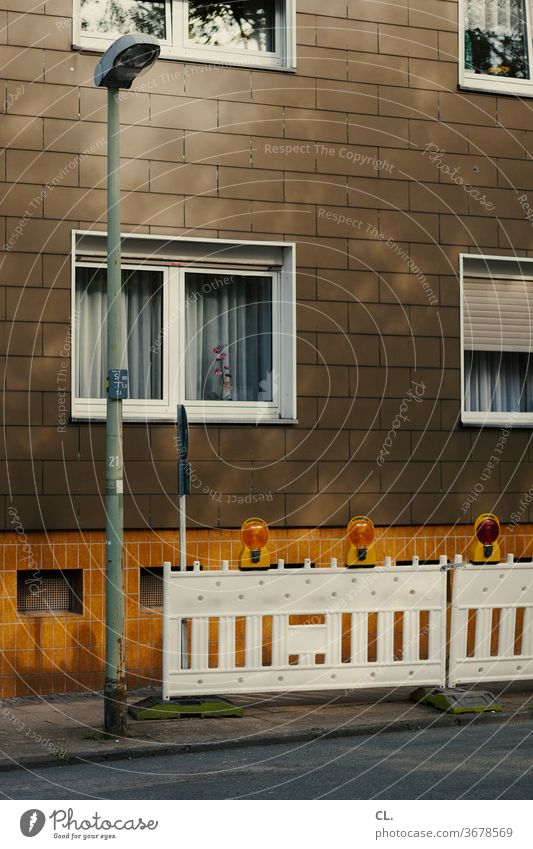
464,0,529,78
80,0,167,39
185,272,273,402
76,267,163,400
188,1,276,52
465,350,533,412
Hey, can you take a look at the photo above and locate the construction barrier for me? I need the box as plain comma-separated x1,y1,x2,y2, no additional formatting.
448,559,533,687
162,560,448,699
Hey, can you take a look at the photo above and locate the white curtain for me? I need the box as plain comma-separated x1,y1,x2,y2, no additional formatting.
185,272,272,402
465,350,533,412
76,267,163,400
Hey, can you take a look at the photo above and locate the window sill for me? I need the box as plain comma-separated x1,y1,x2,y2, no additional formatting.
462,412,533,428
187,416,298,425
16,611,84,618
460,73,533,98
72,42,297,73
71,414,298,425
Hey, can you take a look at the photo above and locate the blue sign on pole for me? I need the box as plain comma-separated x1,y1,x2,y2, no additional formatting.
107,368,128,399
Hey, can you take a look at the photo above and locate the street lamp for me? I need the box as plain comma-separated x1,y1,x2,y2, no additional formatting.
94,34,160,736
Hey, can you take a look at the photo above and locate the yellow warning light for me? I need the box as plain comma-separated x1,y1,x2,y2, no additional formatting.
346,516,376,568
239,518,270,570
470,513,501,564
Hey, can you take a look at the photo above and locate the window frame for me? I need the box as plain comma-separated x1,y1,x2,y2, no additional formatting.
71,230,296,424
73,0,297,71
459,0,533,96
460,252,533,427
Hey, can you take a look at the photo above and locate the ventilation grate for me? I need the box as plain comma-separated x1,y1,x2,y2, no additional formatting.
17,570,82,614
140,567,164,608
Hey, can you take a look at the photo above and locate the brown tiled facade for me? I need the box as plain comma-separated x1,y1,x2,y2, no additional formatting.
2,0,533,696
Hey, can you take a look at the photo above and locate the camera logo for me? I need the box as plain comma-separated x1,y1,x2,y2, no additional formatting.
20,810,46,837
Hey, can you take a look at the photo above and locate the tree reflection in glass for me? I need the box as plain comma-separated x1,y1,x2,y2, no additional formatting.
81,0,167,39
464,0,529,78
188,1,276,52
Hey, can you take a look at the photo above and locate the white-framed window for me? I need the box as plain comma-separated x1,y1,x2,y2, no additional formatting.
74,0,296,70
460,0,533,95
71,230,296,424
461,254,533,426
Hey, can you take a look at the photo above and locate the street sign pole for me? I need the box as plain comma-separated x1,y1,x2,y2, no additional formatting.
179,495,186,572
177,405,190,572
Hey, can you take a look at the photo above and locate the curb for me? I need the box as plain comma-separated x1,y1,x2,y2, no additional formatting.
0,708,531,774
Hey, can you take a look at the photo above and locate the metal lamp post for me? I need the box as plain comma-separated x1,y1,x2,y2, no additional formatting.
94,34,160,736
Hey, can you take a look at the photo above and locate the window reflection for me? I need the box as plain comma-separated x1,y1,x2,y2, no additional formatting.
80,0,167,39
188,1,276,52
464,0,529,78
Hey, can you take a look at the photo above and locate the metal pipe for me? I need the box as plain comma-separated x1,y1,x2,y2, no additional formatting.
104,86,127,736
179,495,186,571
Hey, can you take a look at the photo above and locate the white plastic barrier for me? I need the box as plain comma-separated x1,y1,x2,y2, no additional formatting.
162,562,447,699
448,561,533,686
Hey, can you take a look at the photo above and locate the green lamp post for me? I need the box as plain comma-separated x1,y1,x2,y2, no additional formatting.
94,33,160,736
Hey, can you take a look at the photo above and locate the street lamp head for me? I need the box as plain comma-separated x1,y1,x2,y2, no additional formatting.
94,34,160,89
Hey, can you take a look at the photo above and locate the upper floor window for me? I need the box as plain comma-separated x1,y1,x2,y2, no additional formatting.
71,231,296,424
461,254,533,426
461,0,533,94
75,0,296,70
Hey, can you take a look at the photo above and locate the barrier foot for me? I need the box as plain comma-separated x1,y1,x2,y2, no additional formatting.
410,687,503,714
128,695,243,720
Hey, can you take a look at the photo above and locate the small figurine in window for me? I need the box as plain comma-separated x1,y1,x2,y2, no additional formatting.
213,344,232,400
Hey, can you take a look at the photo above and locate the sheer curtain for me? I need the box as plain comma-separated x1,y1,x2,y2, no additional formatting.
76,267,163,400
465,350,533,412
185,272,272,402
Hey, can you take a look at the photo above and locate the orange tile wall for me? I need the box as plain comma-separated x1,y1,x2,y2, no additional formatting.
2,524,532,698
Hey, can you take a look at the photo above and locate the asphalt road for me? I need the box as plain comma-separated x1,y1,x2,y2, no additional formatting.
1,722,532,800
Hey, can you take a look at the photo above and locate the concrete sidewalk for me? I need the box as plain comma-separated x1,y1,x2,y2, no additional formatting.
1,685,532,773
